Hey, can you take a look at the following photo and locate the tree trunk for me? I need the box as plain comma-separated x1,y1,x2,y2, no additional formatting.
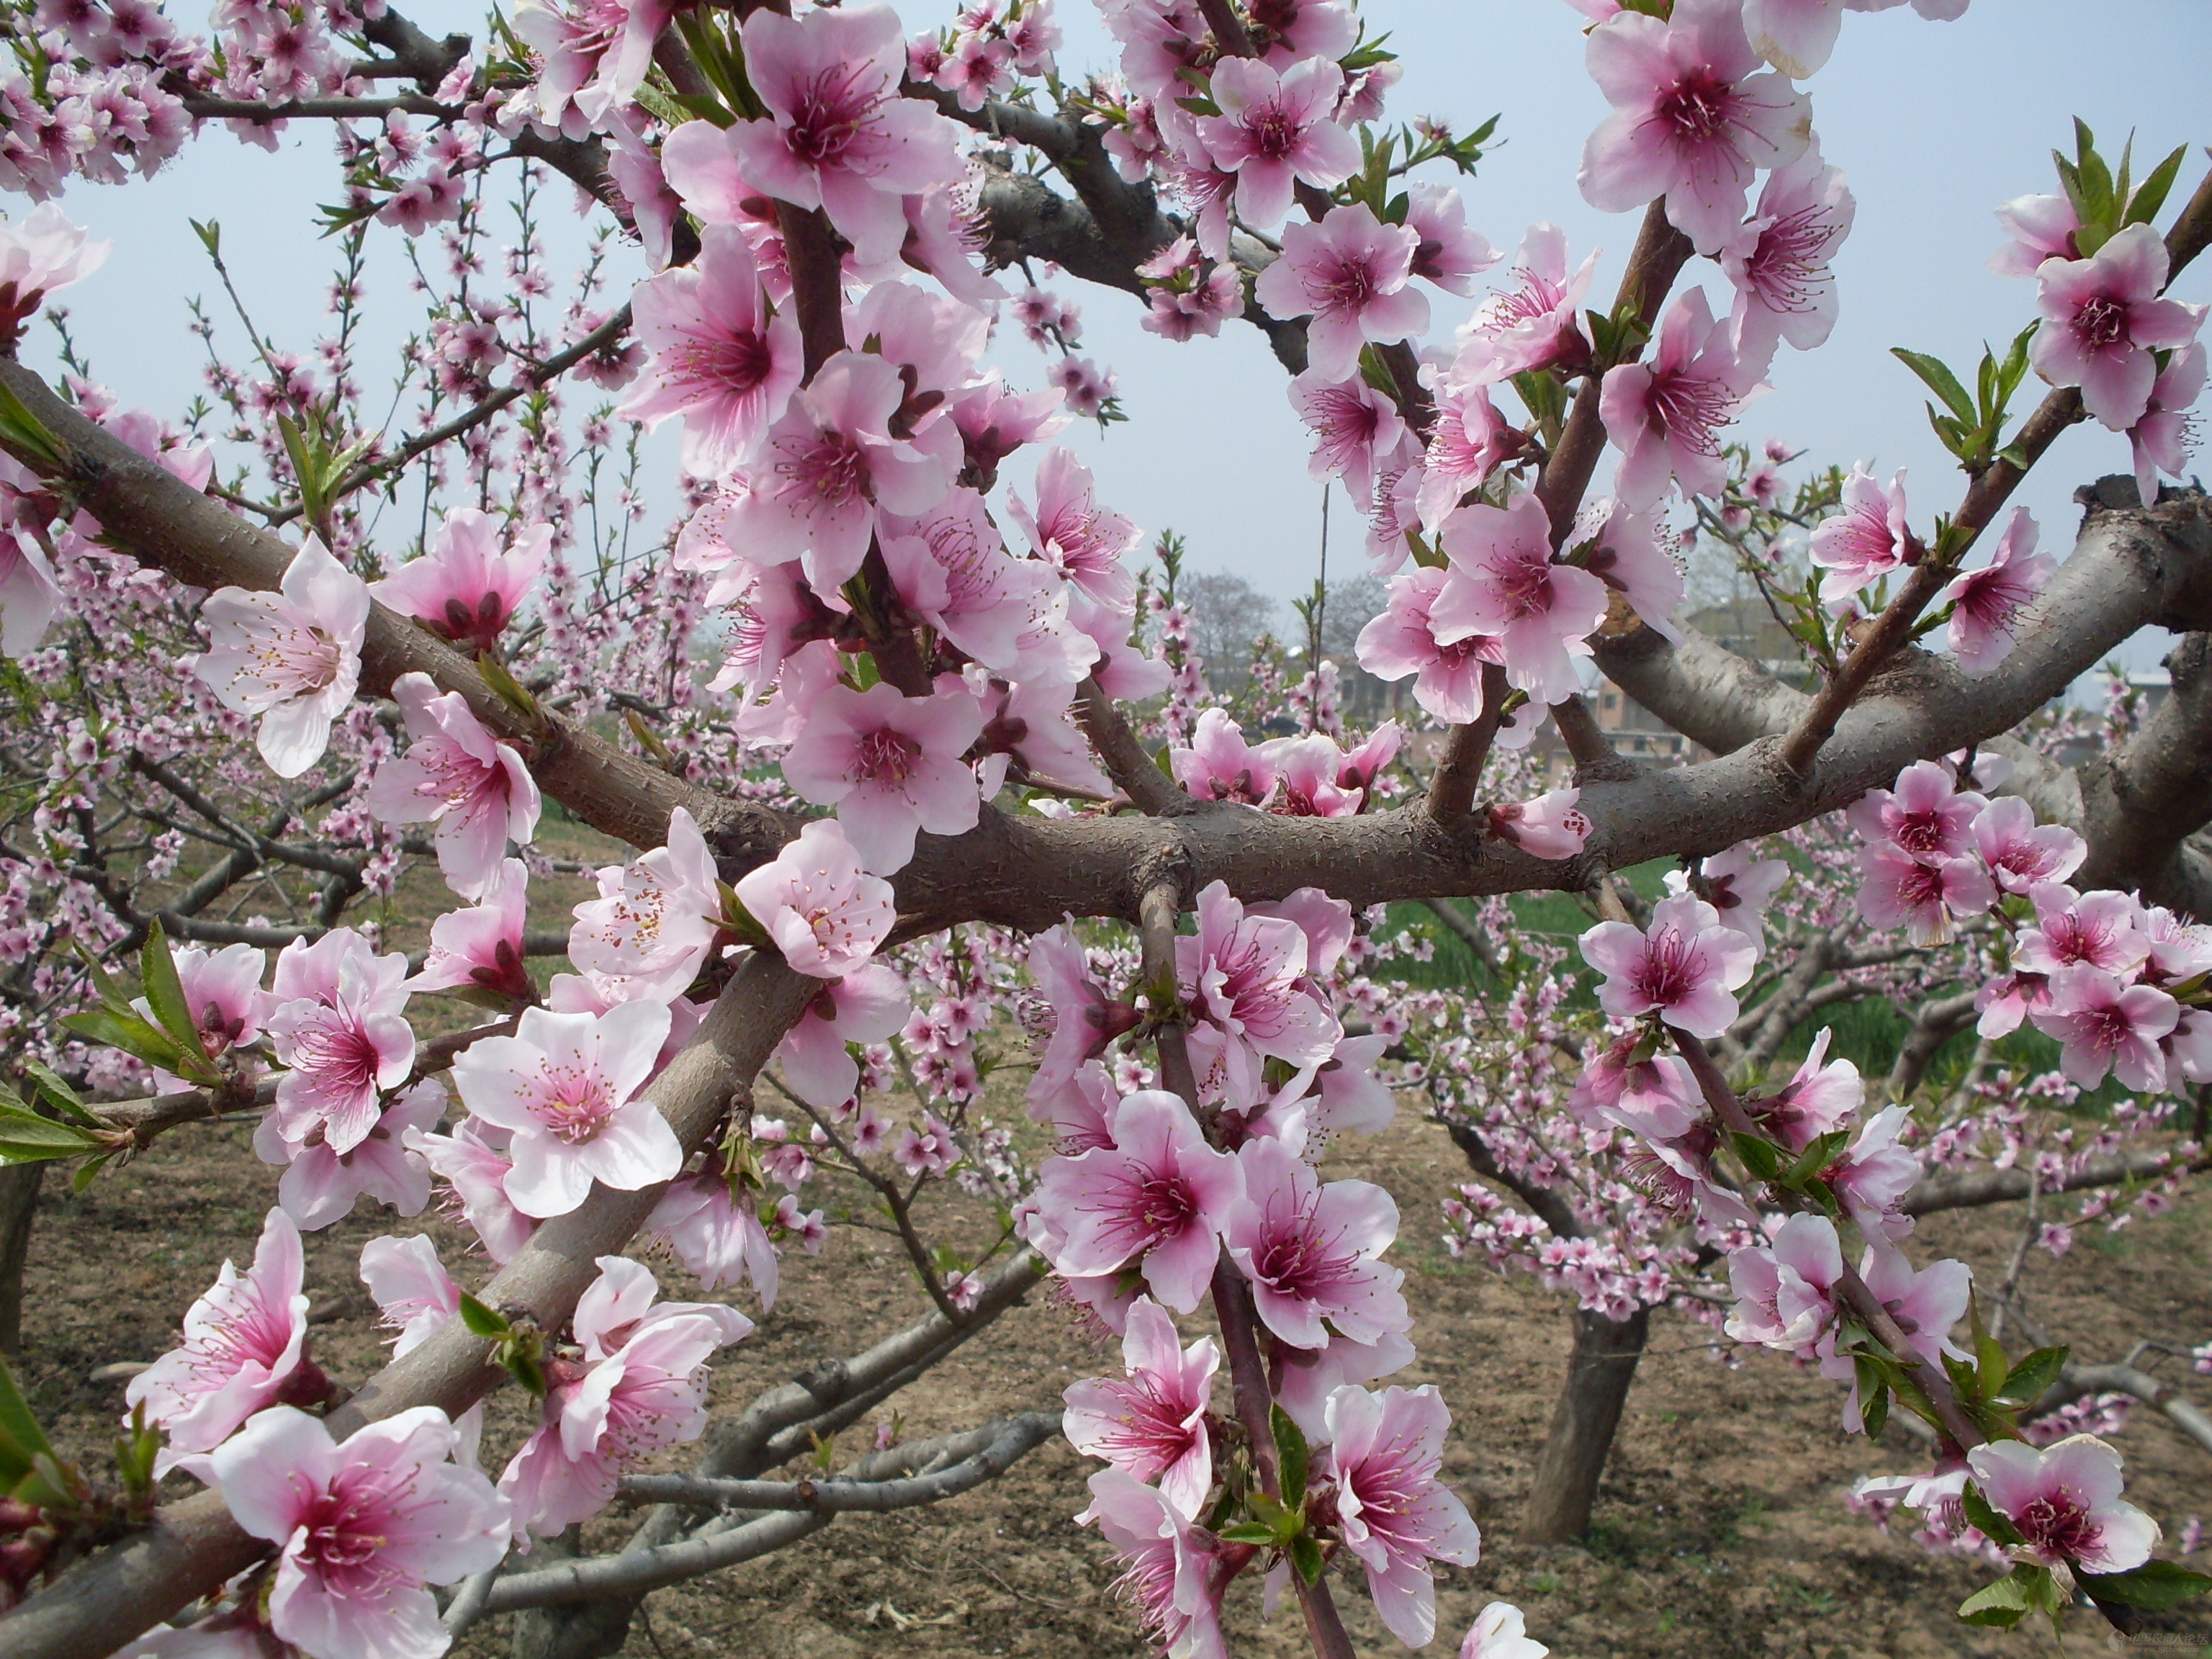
1521,1303,1650,1542
0,1164,44,1356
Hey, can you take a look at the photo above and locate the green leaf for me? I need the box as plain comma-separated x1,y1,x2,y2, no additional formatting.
0,374,67,474
2077,1560,2212,1612
138,920,210,1061
1995,1344,2067,1406
1288,1532,1326,1586
1891,349,1977,425
1728,1132,1782,1182
0,1356,76,1507
0,1104,103,1165
2123,143,2188,227
1853,1354,1890,1442
1779,1129,1850,1190
1271,1405,1310,1506
58,1007,192,1074
1218,1521,1279,1546
19,1063,99,1129
1960,1480,2024,1548
1958,1563,2048,1629
457,1293,511,1338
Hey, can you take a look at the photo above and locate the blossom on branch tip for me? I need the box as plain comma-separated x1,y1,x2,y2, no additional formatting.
1807,462,1911,609
734,817,895,979
369,507,547,656
365,672,540,901
2028,965,2179,1093
1325,1382,1483,1647
2129,341,2205,509
1578,892,1758,1038
1357,565,1503,725
1490,788,1592,860
1432,491,1609,704
1194,55,1359,229
1724,1211,1842,1352
1576,0,1813,256
1079,1468,1229,1659
1717,146,1854,370
192,536,368,778
1253,203,1429,383
1599,289,1763,509
1227,1132,1408,1348
1846,758,1984,860
265,930,415,1158
451,1001,683,1218
212,1405,508,1659
1062,1295,1218,1518
2031,222,2206,431
126,1207,312,1466
1964,1434,2158,1574
1941,506,2053,675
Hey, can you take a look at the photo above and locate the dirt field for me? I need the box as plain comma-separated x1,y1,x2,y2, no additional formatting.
13,1076,2212,1659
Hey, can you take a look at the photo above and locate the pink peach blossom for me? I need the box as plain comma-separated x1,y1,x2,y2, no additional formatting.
1227,1133,1408,1349
213,1405,508,1659
2031,222,2206,431
1718,146,1854,370
1990,191,2080,279
2029,965,2179,1093
1416,383,1516,533
1452,223,1599,385
729,2,968,265
2129,341,2204,507
1751,1027,1861,1149
772,963,911,1110
1600,288,1761,508
1324,1382,1483,1648
1966,1434,2159,1573
1972,797,2087,895
1195,55,1359,228
405,1116,536,1264
1062,1295,1218,1517
0,202,108,349
0,528,61,660
1179,879,1341,1100
1254,203,1429,383
620,225,804,478
193,536,368,778
1856,841,1997,945
644,1172,782,1307
2014,883,2149,978
451,1002,683,1218
1490,788,1592,860
1578,892,1758,1038
782,678,986,875
1404,182,1500,296
126,1207,312,1462
568,805,725,1003
1846,759,1984,860
1294,369,1411,507
1007,446,1142,615
1808,461,1912,608
259,1076,440,1232
366,671,540,899
1432,491,1610,704
359,1233,461,1358
1578,0,1813,256
369,508,547,656
413,857,536,1003
735,818,895,979
1170,706,1278,806
1460,1600,1549,1659
1357,565,1503,724
1724,1211,1843,1352
1079,1468,1229,1659
264,930,415,1157
1664,842,1790,947
1942,506,2054,674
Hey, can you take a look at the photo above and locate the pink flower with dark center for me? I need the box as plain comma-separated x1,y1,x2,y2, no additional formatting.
949,372,1072,490
1324,1383,1483,1647
729,2,968,264
644,1172,782,1307
1226,1133,1408,1349
1990,191,2080,278
1971,797,2087,896
365,672,541,900
1264,732,1364,818
932,28,1015,110
1573,1043,1707,1143
1292,368,1409,507
1942,505,2054,675
1577,0,1813,256
1599,288,1761,508
1750,1027,1860,1151
511,0,662,135
2129,341,2204,507
1416,382,1518,533
500,1257,752,1542
1825,1106,1925,1244
359,1233,461,1359
2141,905,2212,986
2014,882,2149,978
163,940,272,1064
1031,1089,1244,1313
265,931,415,1157
1717,147,1854,371
782,678,986,876
1358,565,1503,724
451,1002,683,1218
370,507,547,657
1254,203,1429,382
1432,491,1610,703
259,1076,441,1233
1809,462,1911,609
569,806,725,1004
1170,707,1278,806
1062,1295,1219,1517
1846,759,1985,860
1856,841,1997,946
1490,788,1592,860
1565,498,1685,642
2029,965,2179,1093
1965,1434,2159,1573
1452,222,1599,385
620,226,804,479
1725,1211,1843,1352
772,963,911,1110
1026,925,1140,1097
193,536,368,778
212,1405,508,1659
1079,1467,1229,1659
1578,892,1758,1038
413,858,536,1003
1818,1244,1969,1428
1179,879,1342,1098
405,1117,536,1264
879,487,1069,680
1404,182,1500,296
2031,222,2206,431
126,1207,312,1463
1008,446,1143,616
734,817,895,979
724,349,961,596
1194,55,1359,228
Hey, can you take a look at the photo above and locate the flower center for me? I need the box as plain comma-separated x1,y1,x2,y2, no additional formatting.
672,329,775,396
1635,925,1707,1006
1244,104,1302,161
1318,253,1379,314
778,429,868,507
1748,205,1835,310
2071,294,2129,349
533,1064,619,1143
1647,369,1732,455
1655,71,1736,144
289,1015,384,1100
853,726,922,786
787,64,882,165
2017,1493,2100,1559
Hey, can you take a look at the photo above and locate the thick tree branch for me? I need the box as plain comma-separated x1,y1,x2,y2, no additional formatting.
2072,626,2212,917
1901,1145,2209,1216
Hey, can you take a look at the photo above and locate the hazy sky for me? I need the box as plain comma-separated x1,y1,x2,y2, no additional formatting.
26,0,2212,678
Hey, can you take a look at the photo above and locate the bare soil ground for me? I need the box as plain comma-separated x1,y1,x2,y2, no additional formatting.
14,1079,2212,1659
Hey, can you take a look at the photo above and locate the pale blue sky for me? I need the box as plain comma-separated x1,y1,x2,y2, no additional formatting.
25,0,2212,675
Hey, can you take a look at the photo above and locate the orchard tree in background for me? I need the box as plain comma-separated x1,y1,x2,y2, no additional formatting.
0,0,2205,1656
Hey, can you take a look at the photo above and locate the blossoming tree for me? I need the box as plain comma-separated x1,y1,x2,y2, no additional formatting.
0,0,2207,1657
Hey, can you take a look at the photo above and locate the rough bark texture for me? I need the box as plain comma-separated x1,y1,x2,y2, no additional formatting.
1521,1305,1653,1542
